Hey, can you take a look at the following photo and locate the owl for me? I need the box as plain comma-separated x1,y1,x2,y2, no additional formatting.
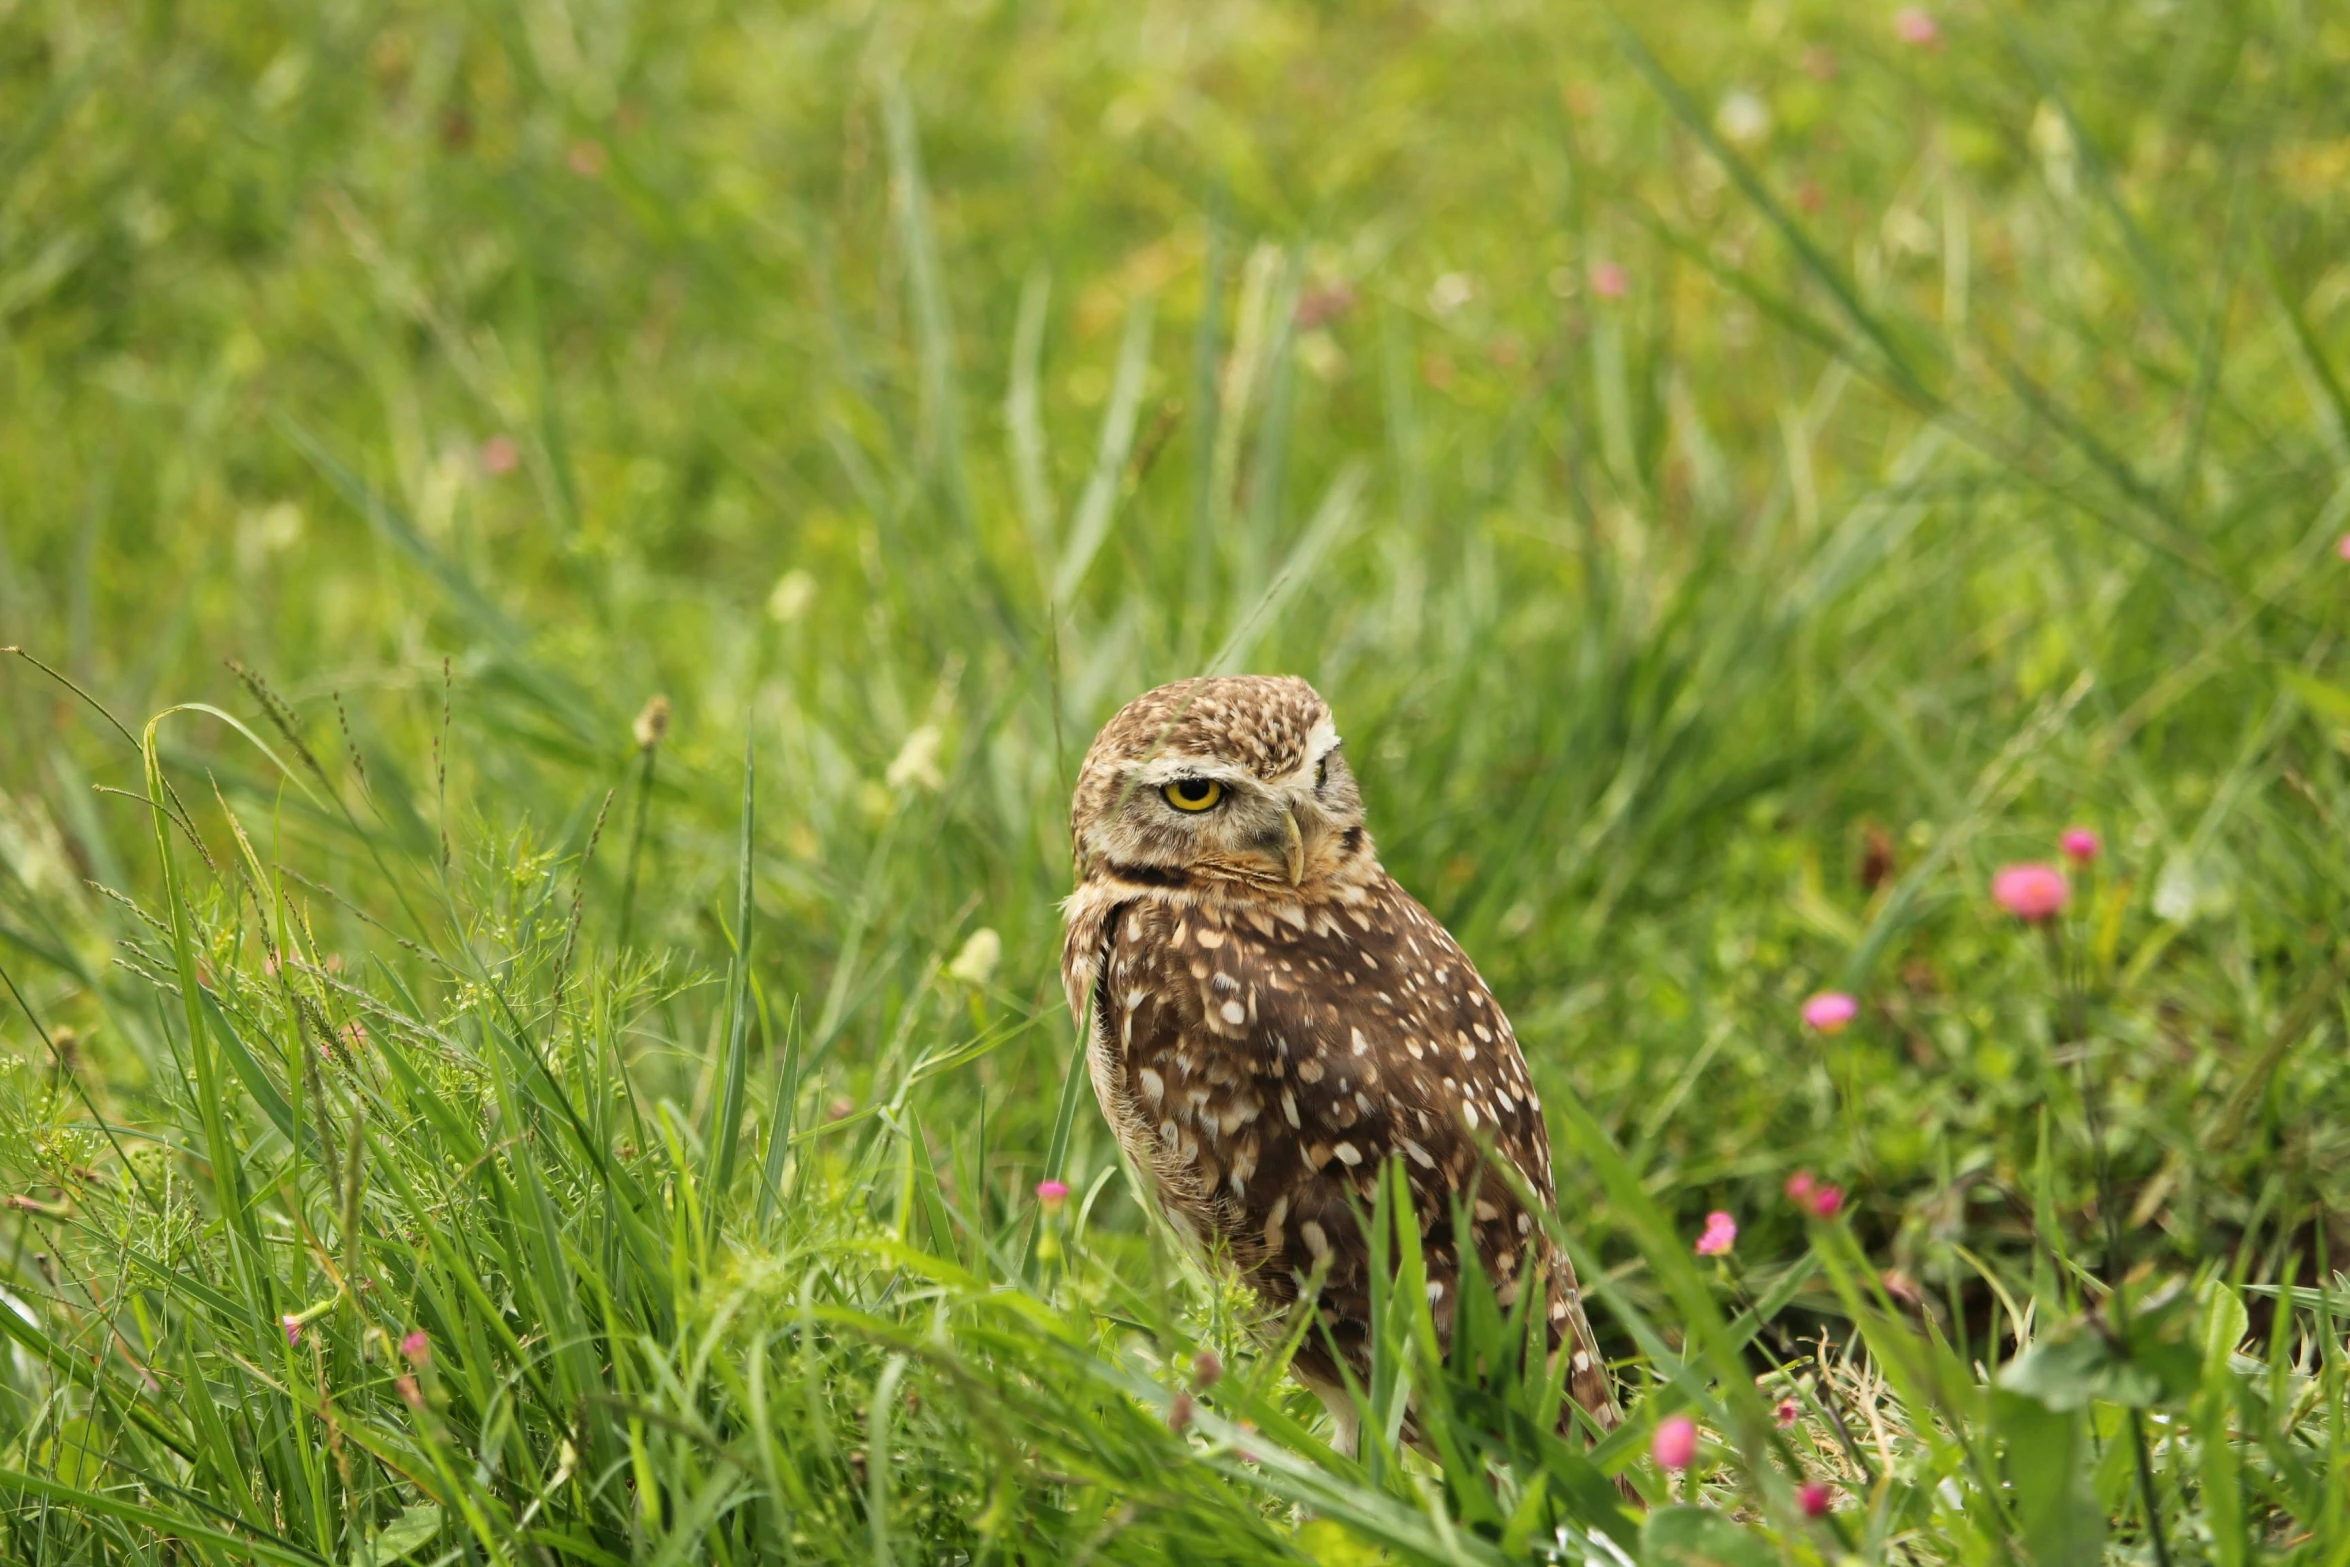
1060,675,1617,1451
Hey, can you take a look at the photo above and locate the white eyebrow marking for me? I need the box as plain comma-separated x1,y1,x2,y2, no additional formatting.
1279,717,1344,785
1129,755,1256,788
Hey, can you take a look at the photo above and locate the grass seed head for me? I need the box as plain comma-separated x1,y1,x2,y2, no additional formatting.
633,695,672,751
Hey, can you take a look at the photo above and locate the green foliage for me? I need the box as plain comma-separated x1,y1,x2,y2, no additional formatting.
2,0,2349,1560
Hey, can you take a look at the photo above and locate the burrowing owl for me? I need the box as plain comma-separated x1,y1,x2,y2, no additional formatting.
1061,675,1617,1447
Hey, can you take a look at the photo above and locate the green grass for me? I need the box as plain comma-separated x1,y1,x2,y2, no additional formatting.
3,0,2350,1560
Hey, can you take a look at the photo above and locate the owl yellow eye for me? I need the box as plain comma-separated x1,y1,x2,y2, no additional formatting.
1162,777,1225,813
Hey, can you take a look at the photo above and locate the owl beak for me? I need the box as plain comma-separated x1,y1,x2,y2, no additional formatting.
1281,805,1306,885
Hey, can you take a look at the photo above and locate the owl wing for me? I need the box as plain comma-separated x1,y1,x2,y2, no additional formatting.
1093,875,1616,1430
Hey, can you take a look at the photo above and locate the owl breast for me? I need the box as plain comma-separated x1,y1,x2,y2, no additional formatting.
1061,865,1614,1430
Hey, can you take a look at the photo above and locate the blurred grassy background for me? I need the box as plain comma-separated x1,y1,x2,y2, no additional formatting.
3,0,2350,1556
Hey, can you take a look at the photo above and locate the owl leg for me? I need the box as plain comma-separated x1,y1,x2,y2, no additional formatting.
1306,1377,1361,1460
1288,1317,1372,1459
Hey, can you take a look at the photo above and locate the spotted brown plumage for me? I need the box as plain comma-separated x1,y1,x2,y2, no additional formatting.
1061,675,1618,1449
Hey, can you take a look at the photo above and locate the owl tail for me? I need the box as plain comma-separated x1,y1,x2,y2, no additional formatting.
1545,1248,1622,1436
1545,1253,1644,1507
1559,1301,1622,1435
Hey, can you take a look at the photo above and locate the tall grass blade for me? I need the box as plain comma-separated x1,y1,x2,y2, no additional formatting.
1007,267,1058,564
1208,461,1366,675
704,729,756,1223
883,79,971,533
757,995,803,1224
1052,297,1156,608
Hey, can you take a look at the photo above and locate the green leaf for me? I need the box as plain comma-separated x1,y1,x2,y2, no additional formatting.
1997,1331,2118,1412
35,1416,105,1488
2152,848,2234,924
2198,1281,2251,1567
1291,1517,1394,1566
1641,1505,1778,1567
1993,1392,2104,1566
2199,1281,2249,1372
1999,1288,2203,1411
362,1502,443,1566
2280,668,2350,730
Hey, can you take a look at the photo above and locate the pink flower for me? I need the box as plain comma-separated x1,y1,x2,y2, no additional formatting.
2337,533,2350,562
281,1315,302,1347
1893,8,1940,47
1651,1414,1698,1470
1035,1179,1070,1214
1784,1170,1817,1204
565,139,608,178
1694,1211,1738,1257
1801,991,1858,1034
1800,1480,1832,1517
400,1330,430,1365
480,434,521,475
1193,1349,1223,1388
1775,1397,1800,1429
395,1374,423,1409
1809,1184,1846,1219
1992,862,2070,921
1590,261,1628,299
1168,1389,1195,1434
2060,828,2100,864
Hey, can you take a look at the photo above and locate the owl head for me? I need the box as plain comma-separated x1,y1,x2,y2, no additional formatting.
1069,676,1366,886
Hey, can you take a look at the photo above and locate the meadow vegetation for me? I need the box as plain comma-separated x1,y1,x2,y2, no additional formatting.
2,0,2350,1560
